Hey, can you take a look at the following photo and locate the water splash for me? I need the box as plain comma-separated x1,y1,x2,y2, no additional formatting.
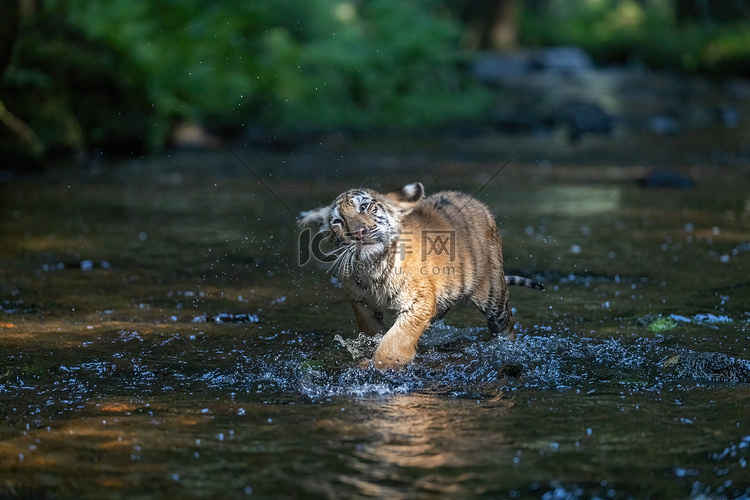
334,332,380,361
3,324,747,408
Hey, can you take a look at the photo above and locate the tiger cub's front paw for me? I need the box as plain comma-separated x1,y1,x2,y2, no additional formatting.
357,356,403,371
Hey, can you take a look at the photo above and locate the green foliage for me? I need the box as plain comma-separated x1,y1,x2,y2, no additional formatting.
520,0,750,75
259,0,489,131
49,0,488,145
647,316,678,333
51,0,273,146
0,11,151,159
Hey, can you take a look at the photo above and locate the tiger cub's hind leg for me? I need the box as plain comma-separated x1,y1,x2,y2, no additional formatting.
473,288,514,342
486,304,514,341
350,298,386,336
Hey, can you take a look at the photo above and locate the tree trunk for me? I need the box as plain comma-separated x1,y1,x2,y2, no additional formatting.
489,0,518,50
458,0,519,50
0,0,20,78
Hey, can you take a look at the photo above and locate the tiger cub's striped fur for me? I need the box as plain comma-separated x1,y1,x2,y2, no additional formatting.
299,182,541,370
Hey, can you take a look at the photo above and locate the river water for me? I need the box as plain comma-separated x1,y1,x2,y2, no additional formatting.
1,128,749,498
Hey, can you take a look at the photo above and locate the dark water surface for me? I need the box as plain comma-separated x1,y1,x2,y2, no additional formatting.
1,134,750,499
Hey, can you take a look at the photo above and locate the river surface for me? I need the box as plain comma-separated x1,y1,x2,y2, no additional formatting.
1,130,750,498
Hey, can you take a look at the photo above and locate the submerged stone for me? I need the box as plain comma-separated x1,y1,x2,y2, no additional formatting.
663,352,750,383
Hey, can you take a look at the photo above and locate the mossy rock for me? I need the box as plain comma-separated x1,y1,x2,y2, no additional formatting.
648,316,679,333
637,314,680,333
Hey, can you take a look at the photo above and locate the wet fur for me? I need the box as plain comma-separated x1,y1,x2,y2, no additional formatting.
299,182,538,370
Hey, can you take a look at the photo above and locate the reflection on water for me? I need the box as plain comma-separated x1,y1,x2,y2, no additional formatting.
340,394,514,498
535,186,621,216
1,133,749,498
360,395,498,468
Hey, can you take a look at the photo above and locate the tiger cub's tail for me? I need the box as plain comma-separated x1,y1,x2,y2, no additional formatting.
505,275,544,291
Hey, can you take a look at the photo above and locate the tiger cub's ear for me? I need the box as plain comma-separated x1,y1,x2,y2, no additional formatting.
384,182,425,209
297,206,331,230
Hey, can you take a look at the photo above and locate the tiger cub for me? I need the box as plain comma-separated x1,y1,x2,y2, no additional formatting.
298,182,542,370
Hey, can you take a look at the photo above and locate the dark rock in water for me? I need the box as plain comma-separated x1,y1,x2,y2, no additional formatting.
491,107,546,134
470,46,594,85
470,52,532,84
491,100,614,141
529,47,594,73
663,352,750,383
470,49,615,142
637,170,694,189
551,101,614,143
650,115,681,135
716,106,740,128
500,362,524,378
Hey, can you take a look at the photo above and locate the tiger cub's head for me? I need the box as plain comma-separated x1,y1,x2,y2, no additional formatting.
298,182,424,264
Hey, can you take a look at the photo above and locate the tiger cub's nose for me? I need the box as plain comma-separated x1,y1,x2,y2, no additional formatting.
351,226,367,240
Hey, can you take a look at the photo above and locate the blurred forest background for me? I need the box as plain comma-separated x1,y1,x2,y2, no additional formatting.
2,0,750,169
